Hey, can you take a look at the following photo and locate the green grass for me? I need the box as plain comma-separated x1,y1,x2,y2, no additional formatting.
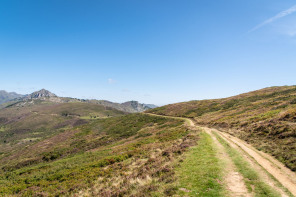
147,85,296,172
0,114,197,196
213,131,280,197
250,109,281,121
175,132,226,196
0,101,127,164
0,150,116,195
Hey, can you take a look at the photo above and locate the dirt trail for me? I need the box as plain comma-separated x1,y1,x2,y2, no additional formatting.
216,130,296,196
203,127,251,197
202,126,296,196
145,113,296,196
145,113,195,127
212,128,290,197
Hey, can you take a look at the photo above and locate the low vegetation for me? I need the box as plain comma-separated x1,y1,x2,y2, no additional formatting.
0,102,126,160
2,85,296,196
174,132,226,196
213,132,280,197
147,85,296,171
0,113,199,196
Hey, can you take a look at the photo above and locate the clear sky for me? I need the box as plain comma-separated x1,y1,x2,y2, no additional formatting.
1,0,296,105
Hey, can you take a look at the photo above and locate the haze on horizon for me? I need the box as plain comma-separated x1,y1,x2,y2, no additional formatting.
1,0,296,106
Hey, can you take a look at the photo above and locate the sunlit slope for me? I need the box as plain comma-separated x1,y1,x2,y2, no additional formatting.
0,102,127,159
147,85,296,171
0,113,198,196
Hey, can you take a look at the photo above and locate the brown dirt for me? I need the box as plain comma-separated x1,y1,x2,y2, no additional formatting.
204,127,251,197
215,129,296,196
146,113,296,196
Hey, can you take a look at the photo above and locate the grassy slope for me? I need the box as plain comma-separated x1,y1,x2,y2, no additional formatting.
0,102,126,159
0,113,199,196
175,132,226,196
147,85,296,171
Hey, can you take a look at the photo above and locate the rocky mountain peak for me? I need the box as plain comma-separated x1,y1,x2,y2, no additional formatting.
27,89,57,99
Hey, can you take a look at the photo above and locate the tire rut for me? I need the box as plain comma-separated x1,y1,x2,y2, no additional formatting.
145,113,296,196
213,128,296,197
203,127,251,197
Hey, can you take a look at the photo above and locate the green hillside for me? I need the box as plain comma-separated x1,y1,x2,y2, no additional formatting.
1,86,296,196
0,97,199,196
147,85,296,171
0,102,126,161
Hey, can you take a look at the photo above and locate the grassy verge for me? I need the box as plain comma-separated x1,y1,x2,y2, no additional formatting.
213,131,280,197
175,132,226,196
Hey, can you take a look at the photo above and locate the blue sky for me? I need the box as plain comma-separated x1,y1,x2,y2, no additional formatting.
1,0,296,105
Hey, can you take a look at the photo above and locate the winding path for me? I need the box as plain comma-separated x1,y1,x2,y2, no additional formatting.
146,113,296,196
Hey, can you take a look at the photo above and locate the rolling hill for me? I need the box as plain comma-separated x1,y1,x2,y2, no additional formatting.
147,85,296,171
0,89,194,196
0,99,127,164
0,109,197,196
1,86,296,196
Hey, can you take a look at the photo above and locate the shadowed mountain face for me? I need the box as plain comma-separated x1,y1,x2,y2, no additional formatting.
0,90,24,104
147,85,296,171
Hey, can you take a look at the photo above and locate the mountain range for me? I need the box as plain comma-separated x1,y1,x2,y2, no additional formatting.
0,89,157,113
0,90,24,104
1,85,296,196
